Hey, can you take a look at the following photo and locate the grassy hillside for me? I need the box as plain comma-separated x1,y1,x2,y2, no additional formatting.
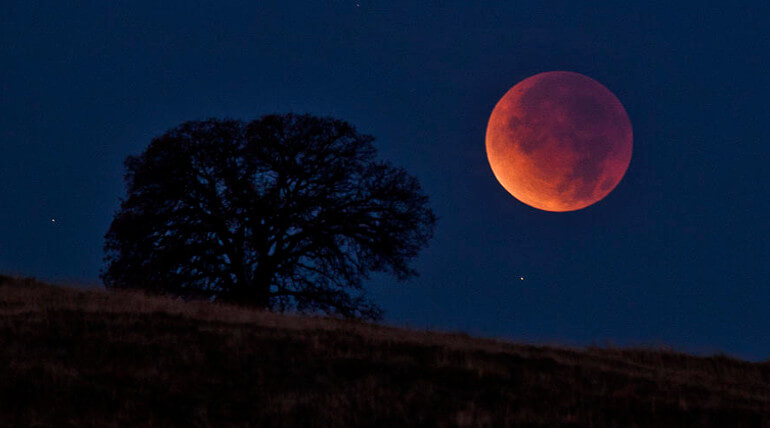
1,275,769,427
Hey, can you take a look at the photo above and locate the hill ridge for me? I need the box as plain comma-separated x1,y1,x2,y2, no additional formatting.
1,274,768,426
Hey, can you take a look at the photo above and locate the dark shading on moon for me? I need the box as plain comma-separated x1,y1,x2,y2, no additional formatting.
486,71,633,212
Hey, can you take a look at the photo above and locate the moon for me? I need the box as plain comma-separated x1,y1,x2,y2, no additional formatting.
485,71,632,212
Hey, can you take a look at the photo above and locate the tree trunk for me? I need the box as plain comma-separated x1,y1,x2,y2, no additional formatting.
224,266,272,309
250,266,273,309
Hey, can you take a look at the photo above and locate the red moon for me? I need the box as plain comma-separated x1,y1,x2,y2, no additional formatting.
485,71,632,212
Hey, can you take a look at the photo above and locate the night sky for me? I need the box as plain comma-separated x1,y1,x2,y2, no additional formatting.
2,2,768,359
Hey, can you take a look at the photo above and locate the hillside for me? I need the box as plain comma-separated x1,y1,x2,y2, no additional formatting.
1,275,769,427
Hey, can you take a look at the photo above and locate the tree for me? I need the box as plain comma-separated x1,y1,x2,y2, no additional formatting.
102,113,436,320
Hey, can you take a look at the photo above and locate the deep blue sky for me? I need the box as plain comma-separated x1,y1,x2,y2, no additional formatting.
2,1,768,359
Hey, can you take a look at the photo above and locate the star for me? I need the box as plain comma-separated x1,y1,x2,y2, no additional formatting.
51,219,56,223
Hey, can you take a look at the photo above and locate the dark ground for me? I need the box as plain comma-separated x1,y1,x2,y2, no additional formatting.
1,274,769,427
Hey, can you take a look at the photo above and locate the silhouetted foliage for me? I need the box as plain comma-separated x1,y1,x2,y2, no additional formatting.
102,113,436,319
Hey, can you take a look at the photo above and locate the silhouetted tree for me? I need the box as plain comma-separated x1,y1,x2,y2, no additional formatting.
102,113,436,319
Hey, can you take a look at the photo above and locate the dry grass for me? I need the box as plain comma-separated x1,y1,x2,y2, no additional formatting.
1,274,769,427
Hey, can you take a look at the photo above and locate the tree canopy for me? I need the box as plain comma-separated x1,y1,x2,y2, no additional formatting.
102,113,436,319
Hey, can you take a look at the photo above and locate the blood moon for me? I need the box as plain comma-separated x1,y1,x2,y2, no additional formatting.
485,71,632,212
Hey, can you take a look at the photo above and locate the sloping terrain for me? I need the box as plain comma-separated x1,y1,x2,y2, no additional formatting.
1,274,769,427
